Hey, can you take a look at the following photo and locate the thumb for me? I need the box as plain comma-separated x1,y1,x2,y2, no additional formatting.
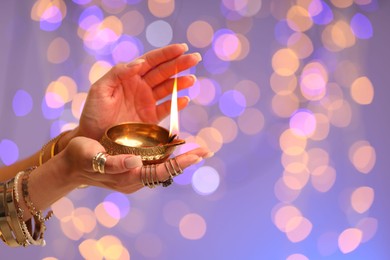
103,154,143,174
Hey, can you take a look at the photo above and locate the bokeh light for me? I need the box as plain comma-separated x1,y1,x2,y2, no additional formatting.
0,1,385,259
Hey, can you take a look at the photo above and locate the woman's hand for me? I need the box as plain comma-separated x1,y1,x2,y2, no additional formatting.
63,137,211,194
78,43,202,140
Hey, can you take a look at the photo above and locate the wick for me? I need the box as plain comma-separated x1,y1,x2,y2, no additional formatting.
168,134,177,143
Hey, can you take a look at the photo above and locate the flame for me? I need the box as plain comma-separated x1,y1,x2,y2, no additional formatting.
169,75,179,136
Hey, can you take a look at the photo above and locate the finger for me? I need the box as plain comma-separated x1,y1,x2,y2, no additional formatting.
153,75,196,101
142,52,202,88
139,43,188,73
156,97,190,122
154,147,213,184
93,59,145,88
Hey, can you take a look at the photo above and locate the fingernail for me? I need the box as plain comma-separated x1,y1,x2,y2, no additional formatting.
184,96,190,103
181,43,189,52
125,156,143,169
195,157,203,164
193,52,202,61
126,59,145,67
203,152,214,159
189,74,197,82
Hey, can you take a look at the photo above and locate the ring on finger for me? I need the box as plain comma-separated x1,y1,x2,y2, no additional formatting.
92,152,108,174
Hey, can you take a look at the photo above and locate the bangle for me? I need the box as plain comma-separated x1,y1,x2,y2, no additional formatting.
39,130,71,166
13,170,45,246
5,179,27,246
0,183,19,247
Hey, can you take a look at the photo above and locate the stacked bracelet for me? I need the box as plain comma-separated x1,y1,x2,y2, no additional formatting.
0,167,51,247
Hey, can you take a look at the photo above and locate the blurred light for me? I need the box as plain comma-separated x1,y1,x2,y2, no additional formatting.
111,35,143,63
101,0,127,14
338,228,362,253
309,113,330,141
351,186,374,213
89,60,112,84
310,0,333,25
285,217,312,242
98,235,127,259
78,6,104,31
121,10,145,36
179,213,207,240
212,116,238,143
350,13,373,39
328,100,352,128
286,5,313,32
283,167,310,190
279,129,307,156
196,127,223,153
238,108,265,135
299,61,328,101
192,166,220,195
95,202,120,228
104,192,131,219
118,207,146,234
311,165,336,192
274,177,301,203
189,77,221,106
47,37,70,64
213,29,241,61
289,109,316,137
274,19,295,45
287,32,313,59
52,196,74,220
0,139,19,166
271,93,299,118
13,90,33,117
71,92,88,119
219,90,246,117
287,253,309,260
356,217,378,243
350,76,374,105
146,20,172,47
148,0,175,18
187,20,214,48
203,48,230,74
72,207,97,234
79,239,102,259
330,0,353,8
348,140,376,174
234,79,261,106
272,48,300,76
272,204,302,232
270,73,297,95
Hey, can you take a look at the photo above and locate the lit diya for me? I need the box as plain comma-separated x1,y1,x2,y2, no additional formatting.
100,75,185,164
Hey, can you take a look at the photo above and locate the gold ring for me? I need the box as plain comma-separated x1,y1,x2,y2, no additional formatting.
164,158,183,178
92,152,107,174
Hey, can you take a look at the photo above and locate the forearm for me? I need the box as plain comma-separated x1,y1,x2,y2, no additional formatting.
15,152,77,221
0,128,79,183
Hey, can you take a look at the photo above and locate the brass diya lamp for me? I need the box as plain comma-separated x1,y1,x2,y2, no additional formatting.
100,74,185,164
100,122,185,164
